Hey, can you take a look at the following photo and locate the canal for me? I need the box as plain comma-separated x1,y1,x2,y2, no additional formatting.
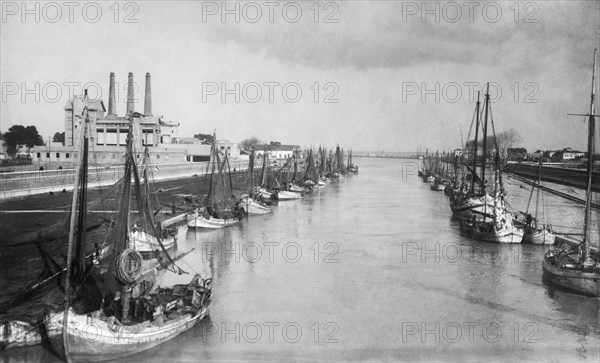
4,157,599,362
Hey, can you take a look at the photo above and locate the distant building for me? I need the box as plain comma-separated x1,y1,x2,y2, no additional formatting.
216,140,240,158
254,144,299,159
561,147,585,160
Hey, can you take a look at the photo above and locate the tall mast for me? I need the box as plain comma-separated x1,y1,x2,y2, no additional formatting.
534,157,542,229
62,107,89,363
471,92,481,195
481,84,490,195
583,49,597,265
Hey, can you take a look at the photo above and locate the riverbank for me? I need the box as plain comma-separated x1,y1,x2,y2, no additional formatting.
505,161,600,191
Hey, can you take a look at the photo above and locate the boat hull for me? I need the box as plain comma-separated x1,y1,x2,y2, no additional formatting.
460,220,524,244
129,232,176,256
186,213,239,229
289,184,304,193
239,197,272,215
450,195,496,221
542,259,600,297
522,229,556,245
47,306,210,362
277,191,302,200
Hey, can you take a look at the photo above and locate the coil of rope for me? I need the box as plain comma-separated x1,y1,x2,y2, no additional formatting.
113,248,142,284
106,316,122,334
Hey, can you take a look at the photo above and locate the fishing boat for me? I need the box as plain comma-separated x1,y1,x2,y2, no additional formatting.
40,107,213,362
458,85,524,243
235,148,272,215
128,147,178,256
187,133,240,229
347,149,359,174
519,158,556,245
277,190,303,200
542,50,600,296
450,92,496,221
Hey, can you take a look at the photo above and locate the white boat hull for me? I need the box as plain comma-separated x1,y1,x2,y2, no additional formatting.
46,306,210,362
289,184,304,193
522,228,556,245
450,194,496,221
277,190,303,200
239,197,272,215
129,231,176,254
460,220,524,244
186,212,239,229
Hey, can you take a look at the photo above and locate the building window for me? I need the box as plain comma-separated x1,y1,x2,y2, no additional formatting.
46,153,50,158
66,153,70,159
56,152,60,158
37,152,41,158
157,155,160,159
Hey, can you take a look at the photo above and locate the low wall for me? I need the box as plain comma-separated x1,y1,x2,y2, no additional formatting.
0,160,252,200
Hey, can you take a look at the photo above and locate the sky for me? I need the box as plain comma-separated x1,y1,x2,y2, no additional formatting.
1,0,599,152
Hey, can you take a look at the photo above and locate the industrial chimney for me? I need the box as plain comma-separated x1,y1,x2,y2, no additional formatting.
108,72,116,117
126,72,135,115
144,72,152,116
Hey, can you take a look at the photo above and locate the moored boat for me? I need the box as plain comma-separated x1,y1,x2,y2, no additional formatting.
238,194,272,215
41,106,213,361
542,50,600,296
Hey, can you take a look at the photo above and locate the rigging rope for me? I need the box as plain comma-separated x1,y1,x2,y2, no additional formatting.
113,248,142,284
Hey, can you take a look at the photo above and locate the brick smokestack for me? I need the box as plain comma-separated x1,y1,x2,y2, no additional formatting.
108,72,116,116
126,72,135,115
144,72,152,116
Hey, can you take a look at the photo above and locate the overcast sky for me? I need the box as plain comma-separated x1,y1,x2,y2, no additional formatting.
1,0,599,152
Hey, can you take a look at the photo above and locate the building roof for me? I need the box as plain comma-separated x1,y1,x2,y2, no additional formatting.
64,96,106,112
255,144,296,151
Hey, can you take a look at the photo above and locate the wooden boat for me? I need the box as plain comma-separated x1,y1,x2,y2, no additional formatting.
277,190,303,200
46,277,211,362
542,50,600,296
235,149,273,216
450,193,496,221
186,209,239,228
128,230,176,256
289,183,305,193
42,108,213,361
347,150,359,174
187,132,240,229
238,195,272,215
520,159,556,245
430,179,447,191
1,318,45,350
458,85,524,243
460,214,524,244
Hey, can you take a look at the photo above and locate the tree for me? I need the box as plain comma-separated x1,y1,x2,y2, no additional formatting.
464,128,522,154
52,131,65,144
3,125,44,155
495,128,522,152
239,137,262,151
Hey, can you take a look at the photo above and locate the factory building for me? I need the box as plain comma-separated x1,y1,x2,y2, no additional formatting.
32,72,211,164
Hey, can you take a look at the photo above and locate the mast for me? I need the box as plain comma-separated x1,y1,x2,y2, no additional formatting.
481,85,490,196
470,92,481,195
534,157,542,229
62,106,89,363
583,49,597,265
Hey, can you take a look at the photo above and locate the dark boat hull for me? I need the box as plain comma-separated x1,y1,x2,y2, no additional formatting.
542,259,600,297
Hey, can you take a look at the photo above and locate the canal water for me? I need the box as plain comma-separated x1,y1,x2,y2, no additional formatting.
4,157,599,362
